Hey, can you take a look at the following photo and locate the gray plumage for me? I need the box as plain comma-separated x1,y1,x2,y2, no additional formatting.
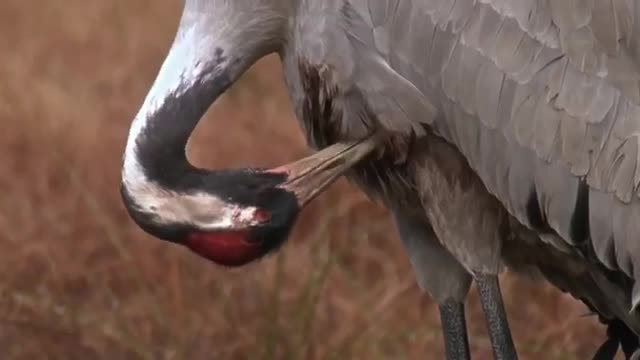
121,0,640,358
287,0,640,306
285,0,640,352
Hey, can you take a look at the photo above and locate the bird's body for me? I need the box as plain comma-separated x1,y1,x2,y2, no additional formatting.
283,0,503,276
121,0,640,358
284,0,640,288
281,0,640,355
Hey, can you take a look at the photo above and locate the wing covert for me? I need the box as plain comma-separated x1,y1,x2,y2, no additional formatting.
368,0,640,301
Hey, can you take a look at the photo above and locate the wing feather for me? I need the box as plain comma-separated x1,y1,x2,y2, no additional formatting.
370,0,640,289
348,0,640,293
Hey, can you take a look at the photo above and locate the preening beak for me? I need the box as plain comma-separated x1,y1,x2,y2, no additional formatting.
268,137,379,206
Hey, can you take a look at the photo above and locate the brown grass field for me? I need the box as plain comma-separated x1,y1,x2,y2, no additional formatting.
0,1,615,359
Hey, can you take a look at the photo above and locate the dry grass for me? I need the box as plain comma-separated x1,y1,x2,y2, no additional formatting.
0,1,611,359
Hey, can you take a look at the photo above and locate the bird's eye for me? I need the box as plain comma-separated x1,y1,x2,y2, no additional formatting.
253,209,272,223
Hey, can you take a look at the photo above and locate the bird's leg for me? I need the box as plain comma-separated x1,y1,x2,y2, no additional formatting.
392,211,472,360
475,274,518,360
439,299,471,360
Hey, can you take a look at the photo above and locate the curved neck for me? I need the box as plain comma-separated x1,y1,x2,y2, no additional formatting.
122,1,288,196
127,62,230,189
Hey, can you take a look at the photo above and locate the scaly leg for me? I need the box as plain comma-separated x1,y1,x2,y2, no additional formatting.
475,274,518,360
439,299,471,360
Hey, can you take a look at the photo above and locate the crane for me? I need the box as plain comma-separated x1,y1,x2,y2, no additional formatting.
120,0,640,358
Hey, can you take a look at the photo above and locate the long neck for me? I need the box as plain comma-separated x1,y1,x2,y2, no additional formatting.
125,59,229,189
122,1,288,195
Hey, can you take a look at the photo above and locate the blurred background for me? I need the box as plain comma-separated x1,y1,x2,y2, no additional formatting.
0,1,610,359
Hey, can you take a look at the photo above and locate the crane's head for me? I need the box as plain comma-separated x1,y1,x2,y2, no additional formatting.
122,140,375,267
121,0,378,266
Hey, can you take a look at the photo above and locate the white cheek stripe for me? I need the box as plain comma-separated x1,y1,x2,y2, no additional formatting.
121,21,238,229
129,187,261,230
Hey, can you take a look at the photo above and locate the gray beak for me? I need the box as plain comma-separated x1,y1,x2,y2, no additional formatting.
267,137,379,206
